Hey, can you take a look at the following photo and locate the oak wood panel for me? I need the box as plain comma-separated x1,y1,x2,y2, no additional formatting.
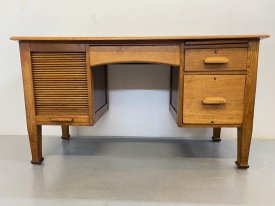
36,115,89,125
86,45,94,125
236,40,260,169
93,65,108,112
185,44,248,49
183,124,241,128
185,40,248,45
183,75,245,125
185,71,247,75
90,45,180,66
10,34,270,41
29,43,85,52
185,48,248,71
177,43,185,126
170,66,179,113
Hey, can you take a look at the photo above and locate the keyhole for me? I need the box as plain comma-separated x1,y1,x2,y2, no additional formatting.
214,77,216,80
214,50,218,54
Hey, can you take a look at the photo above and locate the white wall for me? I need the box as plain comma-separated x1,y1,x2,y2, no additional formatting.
0,0,274,139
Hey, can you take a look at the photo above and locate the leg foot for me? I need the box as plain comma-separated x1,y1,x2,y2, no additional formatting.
235,161,249,169
61,135,70,140
212,136,221,142
236,127,252,169
212,127,221,142
61,125,70,140
31,157,44,165
28,125,43,165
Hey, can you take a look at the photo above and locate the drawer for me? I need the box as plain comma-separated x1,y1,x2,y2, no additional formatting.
36,116,90,125
90,45,180,66
183,75,245,125
185,48,247,71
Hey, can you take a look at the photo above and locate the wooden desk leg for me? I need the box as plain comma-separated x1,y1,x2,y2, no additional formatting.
235,40,259,169
28,124,44,164
19,42,44,165
236,127,251,169
61,125,70,140
212,127,221,142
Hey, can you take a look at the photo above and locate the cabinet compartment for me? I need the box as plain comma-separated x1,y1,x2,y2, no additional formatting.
31,51,90,125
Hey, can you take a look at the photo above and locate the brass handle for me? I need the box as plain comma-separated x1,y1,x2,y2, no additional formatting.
50,117,73,122
204,57,229,64
202,97,227,105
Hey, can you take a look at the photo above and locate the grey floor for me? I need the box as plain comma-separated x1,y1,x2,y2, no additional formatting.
0,136,275,206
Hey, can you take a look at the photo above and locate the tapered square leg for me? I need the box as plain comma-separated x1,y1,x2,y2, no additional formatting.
28,125,44,164
212,127,221,142
235,127,251,169
61,125,70,140
235,40,259,169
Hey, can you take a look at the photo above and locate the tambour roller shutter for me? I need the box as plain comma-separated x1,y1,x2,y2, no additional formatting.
31,52,89,116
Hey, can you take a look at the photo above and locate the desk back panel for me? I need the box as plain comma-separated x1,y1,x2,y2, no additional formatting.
92,65,109,121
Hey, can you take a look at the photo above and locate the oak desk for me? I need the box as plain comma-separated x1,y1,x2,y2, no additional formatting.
11,35,269,168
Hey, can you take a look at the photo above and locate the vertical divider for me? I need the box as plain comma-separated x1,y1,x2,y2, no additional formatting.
86,44,94,125
177,43,185,126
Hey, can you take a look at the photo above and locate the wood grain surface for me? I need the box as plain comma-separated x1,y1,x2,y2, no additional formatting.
10,34,270,41
183,75,245,125
90,45,180,66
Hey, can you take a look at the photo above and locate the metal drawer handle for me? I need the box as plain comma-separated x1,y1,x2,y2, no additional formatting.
204,57,229,64
50,117,73,122
202,97,227,105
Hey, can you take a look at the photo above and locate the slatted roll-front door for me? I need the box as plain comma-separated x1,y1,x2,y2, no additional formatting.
31,52,90,125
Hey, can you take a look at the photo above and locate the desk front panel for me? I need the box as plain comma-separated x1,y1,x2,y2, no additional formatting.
90,45,181,66
21,39,254,128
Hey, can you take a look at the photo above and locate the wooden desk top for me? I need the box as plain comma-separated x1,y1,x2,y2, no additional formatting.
10,34,270,41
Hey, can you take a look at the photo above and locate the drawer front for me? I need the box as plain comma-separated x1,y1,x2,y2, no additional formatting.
185,48,247,71
36,116,90,125
183,75,245,125
90,45,180,66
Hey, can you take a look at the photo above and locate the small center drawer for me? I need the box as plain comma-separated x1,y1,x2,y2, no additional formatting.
185,47,247,71
183,75,245,125
90,45,180,66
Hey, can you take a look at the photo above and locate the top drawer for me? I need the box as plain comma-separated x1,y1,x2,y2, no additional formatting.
185,47,248,72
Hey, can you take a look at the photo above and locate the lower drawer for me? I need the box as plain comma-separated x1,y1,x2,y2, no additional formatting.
183,75,245,125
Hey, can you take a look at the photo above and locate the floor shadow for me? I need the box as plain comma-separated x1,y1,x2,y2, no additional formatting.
45,136,235,159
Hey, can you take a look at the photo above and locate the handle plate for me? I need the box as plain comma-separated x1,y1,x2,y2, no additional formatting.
202,97,227,105
50,117,73,122
204,57,229,64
